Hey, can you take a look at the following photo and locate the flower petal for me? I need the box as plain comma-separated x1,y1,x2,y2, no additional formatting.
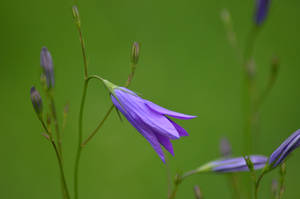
155,133,174,156
114,90,180,139
111,95,165,162
145,100,197,120
167,118,189,137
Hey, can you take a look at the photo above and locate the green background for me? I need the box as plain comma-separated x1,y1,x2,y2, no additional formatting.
1,0,300,198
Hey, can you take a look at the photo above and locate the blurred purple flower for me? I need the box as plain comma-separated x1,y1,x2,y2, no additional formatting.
255,0,271,25
269,129,300,167
40,47,54,88
30,86,43,118
110,86,196,162
210,155,267,173
220,137,232,157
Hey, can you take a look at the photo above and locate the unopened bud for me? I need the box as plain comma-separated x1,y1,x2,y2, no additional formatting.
220,8,231,25
271,179,278,197
40,47,55,88
220,137,232,157
131,42,140,64
194,185,203,199
72,6,81,27
30,86,43,119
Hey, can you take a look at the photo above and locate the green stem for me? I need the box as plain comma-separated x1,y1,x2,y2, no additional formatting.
81,105,114,147
74,80,88,199
40,120,71,199
49,94,63,157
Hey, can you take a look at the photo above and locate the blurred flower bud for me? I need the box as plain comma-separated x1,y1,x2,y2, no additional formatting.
194,185,203,199
72,6,81,27
40,47,55,89
131,42,140,65
255,0,271,25
220,8,231,25
30,86,43,119
220,137,232,157
271,179,278,197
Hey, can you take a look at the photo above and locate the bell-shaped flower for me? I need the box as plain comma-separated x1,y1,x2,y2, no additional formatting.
103,79,196,162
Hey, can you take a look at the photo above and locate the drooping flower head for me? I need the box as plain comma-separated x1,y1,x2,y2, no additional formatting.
40,47,54,89
30,86,43,119
195,155,268,173
269,129,300,168
102,79,196,162
255,0,271,25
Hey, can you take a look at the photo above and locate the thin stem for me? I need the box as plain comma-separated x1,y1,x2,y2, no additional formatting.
81,105,114,147
254,169,268,199
40,120,71,199
125,63,136,87
243,26,259,155
74,80,88,199
227,174,241,199
164,151,172,197
49,94,63,157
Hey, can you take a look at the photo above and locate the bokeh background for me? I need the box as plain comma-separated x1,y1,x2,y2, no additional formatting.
1,0,300,198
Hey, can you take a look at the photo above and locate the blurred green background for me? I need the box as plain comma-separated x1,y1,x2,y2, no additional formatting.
1,0,300,198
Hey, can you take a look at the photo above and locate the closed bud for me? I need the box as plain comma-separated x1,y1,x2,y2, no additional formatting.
220,137,232,157
40,47,55,88
72,6,80,27
30,86,43,119
271,179,278,197
220,9,231,25
194,185,203,199
131,42,140,65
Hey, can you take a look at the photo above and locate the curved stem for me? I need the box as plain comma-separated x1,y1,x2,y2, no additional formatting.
81,105,114,147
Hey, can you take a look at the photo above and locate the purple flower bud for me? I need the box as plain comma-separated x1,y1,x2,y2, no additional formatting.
194,185,203,199
40,47,54,88
104,79,196,162
255,0,271,25
220,137,232,157
199,155,267,173
30,86,43,118
269,129,300,168
131,42,140,65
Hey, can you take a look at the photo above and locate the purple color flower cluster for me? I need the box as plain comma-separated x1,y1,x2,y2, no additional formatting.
110,87,196,162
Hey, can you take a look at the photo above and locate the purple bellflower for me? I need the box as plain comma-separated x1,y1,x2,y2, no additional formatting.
102,79,196,162
255,0,271,25
269,129,300,168
195,155,268,173
40,47,54,88
30,86,43,119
